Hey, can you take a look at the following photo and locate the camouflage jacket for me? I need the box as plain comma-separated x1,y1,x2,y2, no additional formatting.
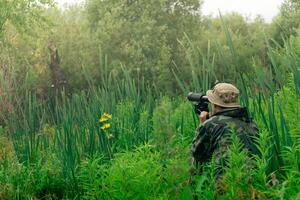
191,107,259,171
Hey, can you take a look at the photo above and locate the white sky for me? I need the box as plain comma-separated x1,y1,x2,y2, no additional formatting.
55,0,285,22
55,0,84,7
202,0,284,22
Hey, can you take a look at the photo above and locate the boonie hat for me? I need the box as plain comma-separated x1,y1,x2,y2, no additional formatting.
206,83,240,108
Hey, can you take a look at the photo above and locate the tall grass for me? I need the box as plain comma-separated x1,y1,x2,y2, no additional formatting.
0,53,159,194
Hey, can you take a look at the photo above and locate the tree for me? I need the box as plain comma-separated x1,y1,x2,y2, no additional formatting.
0,0,54,94
184,13,269,82
0,0,53,41
271,0,300,44
86,0,203,92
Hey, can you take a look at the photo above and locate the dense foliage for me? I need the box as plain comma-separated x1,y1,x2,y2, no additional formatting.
0,0,299,199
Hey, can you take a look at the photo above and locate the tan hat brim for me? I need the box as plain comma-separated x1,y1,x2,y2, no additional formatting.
206,90,240,108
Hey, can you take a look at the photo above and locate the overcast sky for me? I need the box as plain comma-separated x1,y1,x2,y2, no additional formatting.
202,0,284,22
55,0,285,22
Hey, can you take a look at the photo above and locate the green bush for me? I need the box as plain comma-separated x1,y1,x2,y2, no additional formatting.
170,101,196,140
79,145,164,199
79,144,190,200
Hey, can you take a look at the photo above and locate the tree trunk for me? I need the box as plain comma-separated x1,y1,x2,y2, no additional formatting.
48,42,67,90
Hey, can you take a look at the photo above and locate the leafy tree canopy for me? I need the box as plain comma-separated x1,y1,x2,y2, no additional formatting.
272,0,300,44
85,0,203,91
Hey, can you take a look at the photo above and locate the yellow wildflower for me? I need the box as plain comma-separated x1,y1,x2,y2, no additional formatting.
99,117,108,122
101,123,111,130
103,113,112,118
99,112,112,122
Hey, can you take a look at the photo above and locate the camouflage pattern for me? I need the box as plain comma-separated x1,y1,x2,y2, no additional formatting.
191,107,259,176
207,83,240,108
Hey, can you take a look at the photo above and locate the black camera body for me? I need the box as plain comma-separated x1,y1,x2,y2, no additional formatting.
187,92,209,115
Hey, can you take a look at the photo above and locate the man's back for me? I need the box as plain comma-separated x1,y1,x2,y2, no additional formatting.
191,107,259,175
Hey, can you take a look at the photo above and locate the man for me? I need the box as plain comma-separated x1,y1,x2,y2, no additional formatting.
191,83,259,178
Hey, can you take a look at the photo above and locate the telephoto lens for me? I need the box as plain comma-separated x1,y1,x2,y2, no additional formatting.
187,92,204,102
187,92,210,115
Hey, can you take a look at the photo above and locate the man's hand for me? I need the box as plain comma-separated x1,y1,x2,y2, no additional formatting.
200,111,209,124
